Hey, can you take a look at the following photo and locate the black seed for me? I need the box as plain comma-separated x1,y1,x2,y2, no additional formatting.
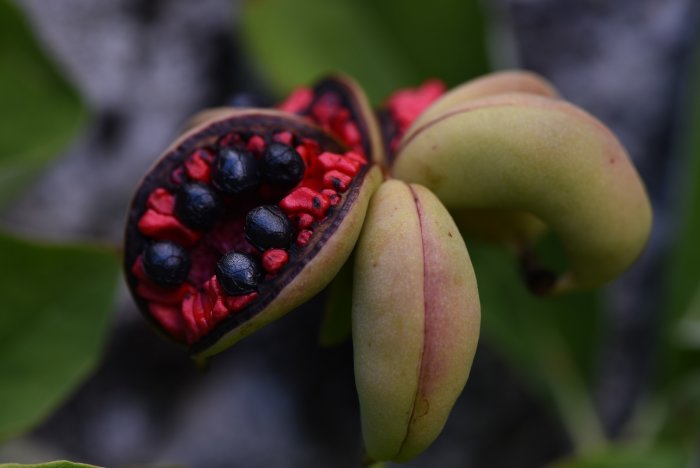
213,147,260,195
142,241,191,288
262,143,305,188
216,252,262,295
174,183,221,230
245,205,294,250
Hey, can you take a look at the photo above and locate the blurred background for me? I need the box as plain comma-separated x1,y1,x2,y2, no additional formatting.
1,0,700,466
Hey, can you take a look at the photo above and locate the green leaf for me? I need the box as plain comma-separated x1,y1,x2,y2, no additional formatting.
550,445,690,468
0,0,85,207
0,234,119,442
241,0,489,103
658,22,700,408
0,461,102,468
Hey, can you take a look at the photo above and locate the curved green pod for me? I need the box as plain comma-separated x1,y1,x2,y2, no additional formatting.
394,93,652,293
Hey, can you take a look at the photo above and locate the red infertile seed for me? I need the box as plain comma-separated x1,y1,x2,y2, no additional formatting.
181,294,201,344
181,294,207,340
219,132,243,147
295,213,315,229
262,249,289,274
185,152,212,183
131,256,149,281
323,170,351,192
148,303,187,342
278,87,313,113
311,93,342,122
247,135,266,154
179,275,258,343
301,138,321,153
295,145,310,168
279,187,330,219
341,121,362,147
136,281,195,306
273,131,294,145
345,151,367,164
386,79,446,132
318,152,361,176
137,209,202,246
296,229,313,246
322,189,341,205
202,277,229,322
225,292,259,312
146,188,175,215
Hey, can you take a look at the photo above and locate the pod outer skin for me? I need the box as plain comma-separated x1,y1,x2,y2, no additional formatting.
352,180,480,462
411,70,560,131
406,71,558,247
393,93,652,292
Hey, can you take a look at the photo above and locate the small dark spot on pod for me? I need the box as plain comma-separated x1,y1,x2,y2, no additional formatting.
175,182,221,230
524,268,558,296
216,251,262,295
245,205,294,251
213,147,260,195
262,143,305,188
143,241,191,288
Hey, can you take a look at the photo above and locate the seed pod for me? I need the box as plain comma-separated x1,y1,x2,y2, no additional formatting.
393,92,652,293
353,180,480,462
379,72,560,247
124,76,383,358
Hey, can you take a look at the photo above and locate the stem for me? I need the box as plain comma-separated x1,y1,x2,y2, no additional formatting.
361,452,386,468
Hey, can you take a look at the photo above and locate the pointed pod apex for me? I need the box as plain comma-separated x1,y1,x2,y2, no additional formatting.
352,180,480,462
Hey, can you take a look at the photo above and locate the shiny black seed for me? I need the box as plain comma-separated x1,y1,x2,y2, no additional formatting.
216,252,262,295
174,182,221,230
142,241,191,288
262,143,305,188
245,205,294,250
213,147,259,195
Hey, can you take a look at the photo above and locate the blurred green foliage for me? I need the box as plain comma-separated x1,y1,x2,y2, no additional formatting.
0,234,118,442
550,446,690,468
241,0,489,103
0,0,118,446
0,461,101,468
0,0,85,208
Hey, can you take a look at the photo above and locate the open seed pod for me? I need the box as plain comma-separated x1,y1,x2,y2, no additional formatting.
124,77,382,360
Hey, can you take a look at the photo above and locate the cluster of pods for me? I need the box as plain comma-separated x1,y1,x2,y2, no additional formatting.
124,71,652,462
